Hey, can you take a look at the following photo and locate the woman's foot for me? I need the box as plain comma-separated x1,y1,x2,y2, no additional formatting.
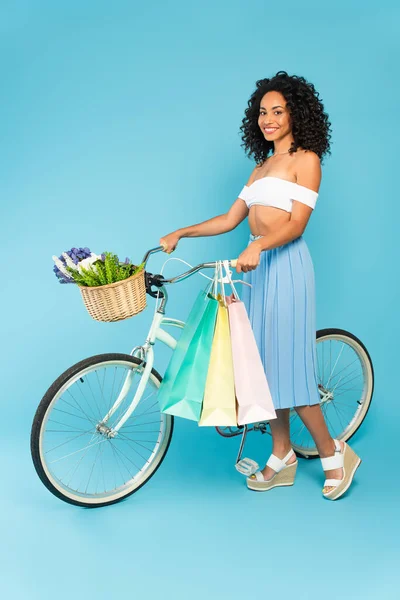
259,447,297,481
247,447,298,491
322,439,344,494
320,438,362,500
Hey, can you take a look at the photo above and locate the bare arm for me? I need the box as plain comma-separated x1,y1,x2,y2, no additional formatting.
179,199,249,238
160,197,249,252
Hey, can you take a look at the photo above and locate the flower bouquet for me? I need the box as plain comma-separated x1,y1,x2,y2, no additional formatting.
52,247,147,322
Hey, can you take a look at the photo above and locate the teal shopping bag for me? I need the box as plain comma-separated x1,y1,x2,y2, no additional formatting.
157,289,214,411
158,293,219,421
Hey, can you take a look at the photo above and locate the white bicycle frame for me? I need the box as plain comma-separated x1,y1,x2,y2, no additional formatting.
98,248,237,436
104,313,184,434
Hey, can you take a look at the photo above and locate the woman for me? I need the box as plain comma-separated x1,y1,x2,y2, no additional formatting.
160,71,361,501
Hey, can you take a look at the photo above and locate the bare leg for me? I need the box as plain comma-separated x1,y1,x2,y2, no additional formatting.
261,408,297,480
294,403,344,492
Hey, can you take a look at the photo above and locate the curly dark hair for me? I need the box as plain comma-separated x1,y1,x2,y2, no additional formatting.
240,70,332,165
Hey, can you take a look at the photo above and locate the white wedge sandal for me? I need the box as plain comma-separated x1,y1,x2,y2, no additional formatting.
320,438,362,500
246,448,298,492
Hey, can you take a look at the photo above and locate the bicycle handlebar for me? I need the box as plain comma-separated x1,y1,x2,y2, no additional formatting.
141,246,238,286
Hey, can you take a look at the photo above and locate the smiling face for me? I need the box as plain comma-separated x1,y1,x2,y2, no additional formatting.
258,90,292,141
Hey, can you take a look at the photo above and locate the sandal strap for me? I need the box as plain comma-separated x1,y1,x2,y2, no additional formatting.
266,448,294,473
252,471,266,482
324,478,341,488
320,440,344,471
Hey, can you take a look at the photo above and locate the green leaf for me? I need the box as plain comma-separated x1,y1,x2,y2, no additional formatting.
104,252,119,284
94,260,108,285
79,266,102,287
64,254,146,287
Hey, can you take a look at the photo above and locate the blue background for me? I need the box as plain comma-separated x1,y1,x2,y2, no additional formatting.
1,0,398,598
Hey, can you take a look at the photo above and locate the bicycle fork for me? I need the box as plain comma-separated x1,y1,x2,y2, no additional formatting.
96,346,155,438
97,311,184,436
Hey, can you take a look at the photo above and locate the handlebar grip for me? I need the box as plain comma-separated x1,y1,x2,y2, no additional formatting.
230,259,238,268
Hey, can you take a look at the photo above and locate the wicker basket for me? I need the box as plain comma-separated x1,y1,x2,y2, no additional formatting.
79,268,147,322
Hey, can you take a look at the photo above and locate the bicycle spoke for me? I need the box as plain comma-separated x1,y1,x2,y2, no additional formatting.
37,356,171,502
110,390,157,430
49,435,109,464
52,407,95,424
111,444,140,479
84,444,101,494
326,357,360,385
116,431,156,458
291,419,307,439
95,369,109,416
107,442,128,491
333,386,363,396
116,434,159,448
47,418,92,432
95,441,106,495
325,342,345,388
55,398,96,422
132,410,161,420
120,420,163,427
45,428,95,455
324,408,337,437
65,387,99,425
65,435,99,490
330,400,346,432
118,429,161,434
83,375,105,422
108,439,142,476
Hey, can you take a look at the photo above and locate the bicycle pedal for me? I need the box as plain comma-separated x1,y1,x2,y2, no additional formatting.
235,458,259,476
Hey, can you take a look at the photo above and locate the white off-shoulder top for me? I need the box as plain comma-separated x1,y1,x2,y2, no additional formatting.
238,176,319,212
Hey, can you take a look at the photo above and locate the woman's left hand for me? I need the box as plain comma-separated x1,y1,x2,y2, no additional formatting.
235,242,262,273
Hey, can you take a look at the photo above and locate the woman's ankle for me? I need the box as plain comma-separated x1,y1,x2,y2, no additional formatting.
271,443,292,457
318,438,337,459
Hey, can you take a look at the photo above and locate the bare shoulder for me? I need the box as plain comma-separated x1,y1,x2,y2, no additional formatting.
294,149,321,192
245,162,265,186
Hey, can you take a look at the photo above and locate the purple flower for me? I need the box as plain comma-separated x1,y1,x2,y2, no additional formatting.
53,245,93,284
53,263,75,284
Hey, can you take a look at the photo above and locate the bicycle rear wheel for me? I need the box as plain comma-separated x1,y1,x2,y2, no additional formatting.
290,328,374,458
31,353,173,507
215,329,373,460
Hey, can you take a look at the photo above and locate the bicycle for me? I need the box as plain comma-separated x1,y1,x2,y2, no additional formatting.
31,245,374,507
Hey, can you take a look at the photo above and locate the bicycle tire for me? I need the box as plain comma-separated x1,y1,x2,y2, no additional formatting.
292,328,374,459
31,353,174,508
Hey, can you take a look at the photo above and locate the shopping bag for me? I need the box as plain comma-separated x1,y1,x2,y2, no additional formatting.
198,294,237,426
222,261,277,425
161,294,219,420
157,285,216,417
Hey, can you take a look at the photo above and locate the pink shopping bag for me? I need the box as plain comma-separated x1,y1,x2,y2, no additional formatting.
225,293,277,426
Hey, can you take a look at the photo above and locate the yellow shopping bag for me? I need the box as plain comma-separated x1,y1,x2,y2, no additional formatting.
198,295,237,426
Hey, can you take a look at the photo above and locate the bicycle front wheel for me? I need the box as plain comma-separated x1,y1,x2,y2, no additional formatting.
31,353,173,508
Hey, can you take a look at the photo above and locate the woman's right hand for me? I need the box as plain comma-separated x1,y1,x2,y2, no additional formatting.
159,232,181,254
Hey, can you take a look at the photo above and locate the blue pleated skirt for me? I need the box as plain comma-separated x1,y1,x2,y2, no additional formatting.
241,233,321,410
